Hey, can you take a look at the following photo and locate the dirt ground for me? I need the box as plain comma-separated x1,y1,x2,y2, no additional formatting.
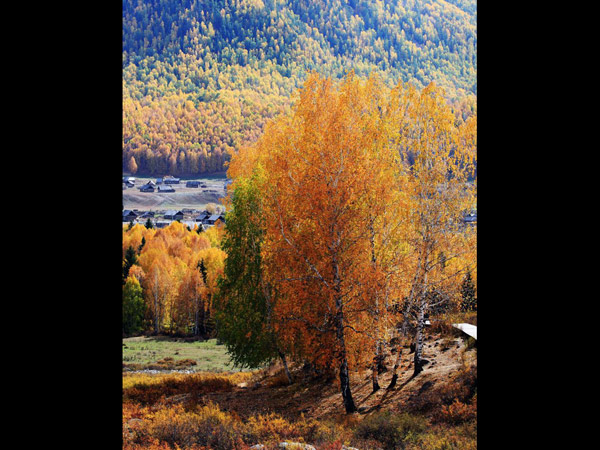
174,331,476,422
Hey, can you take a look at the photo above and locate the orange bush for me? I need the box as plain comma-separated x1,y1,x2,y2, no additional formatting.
434,398,477,424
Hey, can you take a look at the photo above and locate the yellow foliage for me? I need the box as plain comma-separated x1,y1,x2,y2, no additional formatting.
123,221,227,334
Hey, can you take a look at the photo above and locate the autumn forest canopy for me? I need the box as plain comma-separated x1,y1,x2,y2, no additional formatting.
123,0,477,176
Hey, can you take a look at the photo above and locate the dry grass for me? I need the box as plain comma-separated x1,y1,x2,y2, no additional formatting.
123,371,254,405
123,328,477,449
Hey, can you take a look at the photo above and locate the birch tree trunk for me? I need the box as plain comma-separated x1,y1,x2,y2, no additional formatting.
193,296,200,336
371,344,381,392
413,298,427,376
278,350,293,385
388,299,410,389
369,220,382,393
153,271,160,334
333,254,357,414
203,295,210,335
335,310,357,412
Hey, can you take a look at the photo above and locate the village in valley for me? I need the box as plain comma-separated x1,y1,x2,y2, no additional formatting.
123,174,477,231
122,174,231,230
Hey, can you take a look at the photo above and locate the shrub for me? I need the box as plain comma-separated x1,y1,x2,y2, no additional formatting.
433,398,477,424
145,403,246,449
123,371,254,405
428,320,463,339
242,412,347,448
407,365,477,414
408,422,477,450
146,407,199,447
354,411,427,449
175,358,198,367
243,412,300,443
265,370,292,388
463,337,477,353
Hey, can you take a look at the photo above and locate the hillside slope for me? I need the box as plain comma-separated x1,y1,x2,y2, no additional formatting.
123,0,477,176
123,325,478,449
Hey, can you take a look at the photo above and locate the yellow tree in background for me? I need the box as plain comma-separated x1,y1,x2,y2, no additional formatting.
128,156,138,174
123,221,226,336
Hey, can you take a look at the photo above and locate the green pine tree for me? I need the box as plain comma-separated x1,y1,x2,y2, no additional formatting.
460,271,477,312
138,236,146,253
123,245,138,283
198,259,207,285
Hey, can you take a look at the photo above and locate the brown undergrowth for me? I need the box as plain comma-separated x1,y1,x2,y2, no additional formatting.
123,325,477,449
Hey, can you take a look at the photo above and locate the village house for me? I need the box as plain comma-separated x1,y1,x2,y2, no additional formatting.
463,213,477,225
163,176,181,185
139,182,155,192
195,213,209,223
164,210,184,221
123,210,138,222
206,214,225,225
158,185,175,193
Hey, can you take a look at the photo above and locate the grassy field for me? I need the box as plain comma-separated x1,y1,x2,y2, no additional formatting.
122,336,245,372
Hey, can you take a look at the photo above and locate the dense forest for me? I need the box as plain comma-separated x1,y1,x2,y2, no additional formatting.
123,0,477,176
122,221,227,337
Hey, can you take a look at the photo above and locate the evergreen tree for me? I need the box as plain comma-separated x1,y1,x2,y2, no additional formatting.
145,218,154,229
138,236,146,253
123,245,138,283
460,271,477,312
198,259,207,285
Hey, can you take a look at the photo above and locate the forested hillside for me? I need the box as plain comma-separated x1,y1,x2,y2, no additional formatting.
123,0,477,176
